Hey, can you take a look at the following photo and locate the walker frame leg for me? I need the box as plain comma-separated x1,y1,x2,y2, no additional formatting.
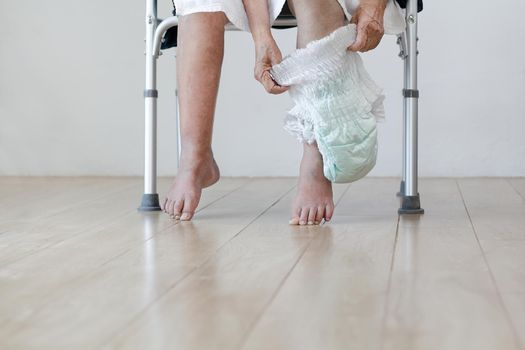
139,0,162,211
398,0,424,214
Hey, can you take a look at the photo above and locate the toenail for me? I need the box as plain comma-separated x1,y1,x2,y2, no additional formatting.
180,213,191,220
307,221,313,225
299,221,306,225
314,221,319,225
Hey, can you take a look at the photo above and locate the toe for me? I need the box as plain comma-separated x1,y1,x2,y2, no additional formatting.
307,207,317,225
289,218,300,225
299,208,309,226
162,197,168,213
325,202,335,221
166,199,175,217
180,195,198,221
173,199,184,219
289,206,301,225
315,206,325,224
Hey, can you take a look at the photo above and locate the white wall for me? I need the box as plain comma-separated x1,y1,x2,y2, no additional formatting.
1,0,524,177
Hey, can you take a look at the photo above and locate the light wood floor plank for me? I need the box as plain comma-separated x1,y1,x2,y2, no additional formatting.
0,177,249,335
0,177,137,227
1,177,523,350
0,177,143,263
383,179,520,350
240,178,400,350
458,178,525,240
501,292,525,348
0,177,247,266
458,178,525,348
1,178,296,349
508,178,525,201
103,183,350,350
0,183,139,264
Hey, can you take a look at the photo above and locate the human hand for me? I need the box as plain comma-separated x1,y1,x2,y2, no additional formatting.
348,0,387,52
254,37,289,94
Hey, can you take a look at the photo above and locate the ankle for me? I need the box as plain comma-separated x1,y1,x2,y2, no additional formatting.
180,146,213,163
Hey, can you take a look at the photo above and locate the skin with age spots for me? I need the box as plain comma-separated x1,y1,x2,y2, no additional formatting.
348,0,388,52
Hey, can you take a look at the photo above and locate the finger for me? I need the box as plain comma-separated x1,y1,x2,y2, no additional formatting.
368,32,383,51
361,27,382,52
262,72,288,94
367,39,380,51
262,74,275,93
267,71,289,93
348,26,367,52
362,36,374,52
269,84,289,94
254,67,265,84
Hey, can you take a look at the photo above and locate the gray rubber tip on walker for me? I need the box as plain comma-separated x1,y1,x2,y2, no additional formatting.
138,193,162,211
396,180,405,197
398,194,424,214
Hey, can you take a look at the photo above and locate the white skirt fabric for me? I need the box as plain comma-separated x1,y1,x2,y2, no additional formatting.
174,0,406,35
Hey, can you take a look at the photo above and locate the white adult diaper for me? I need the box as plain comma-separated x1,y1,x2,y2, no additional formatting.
270,24,385,183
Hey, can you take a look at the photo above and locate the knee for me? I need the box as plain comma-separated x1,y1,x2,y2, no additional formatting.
288,0,344,23
179,11,229,30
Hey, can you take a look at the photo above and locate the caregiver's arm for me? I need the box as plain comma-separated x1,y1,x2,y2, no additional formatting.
348,0,388,52
242,0,288,94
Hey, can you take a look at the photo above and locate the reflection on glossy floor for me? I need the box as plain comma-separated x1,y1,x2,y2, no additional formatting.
0,177,524,350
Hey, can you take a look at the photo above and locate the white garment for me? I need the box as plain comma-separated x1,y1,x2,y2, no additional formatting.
270,25,384,183
174,0,406,35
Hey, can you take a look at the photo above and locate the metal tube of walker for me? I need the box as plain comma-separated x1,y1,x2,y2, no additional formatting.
399,0,424,214
139,0,162,211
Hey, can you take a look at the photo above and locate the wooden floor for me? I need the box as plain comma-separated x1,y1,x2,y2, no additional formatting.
0,177,524,350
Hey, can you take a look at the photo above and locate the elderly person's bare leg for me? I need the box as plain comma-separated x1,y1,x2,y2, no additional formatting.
287,0,346,225
162,12,228,221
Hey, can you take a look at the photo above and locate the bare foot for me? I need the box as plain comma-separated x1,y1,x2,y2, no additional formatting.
162,151,220,221
290,143,334,225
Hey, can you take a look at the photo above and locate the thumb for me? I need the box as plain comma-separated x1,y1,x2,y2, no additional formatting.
348,26,367,52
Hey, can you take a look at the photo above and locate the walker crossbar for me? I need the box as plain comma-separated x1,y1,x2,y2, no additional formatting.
138,0,424,215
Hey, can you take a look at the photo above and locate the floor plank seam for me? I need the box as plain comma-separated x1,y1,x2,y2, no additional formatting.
378,213,401,350
235,237,315,350
1,210,136,268
235,183,352,350
0,183,141,267
99,182,297,348
34,182,139,222
507,179,525,202
456,179,525,350
213,184,297,246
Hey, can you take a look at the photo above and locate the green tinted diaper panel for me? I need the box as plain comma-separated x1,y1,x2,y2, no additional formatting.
270,25,385,183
